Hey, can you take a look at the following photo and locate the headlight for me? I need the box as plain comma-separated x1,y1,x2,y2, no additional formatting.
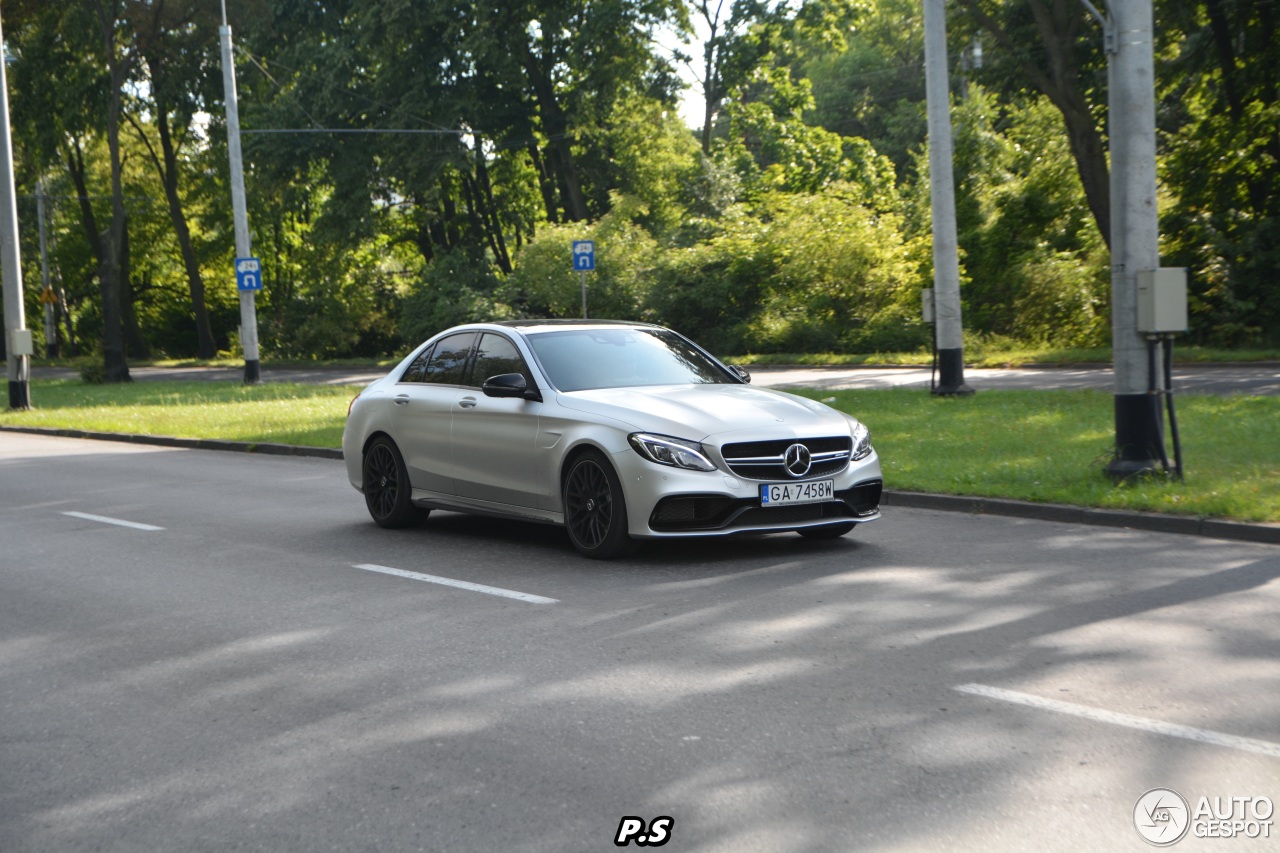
851,421,872,461
628,433,717,472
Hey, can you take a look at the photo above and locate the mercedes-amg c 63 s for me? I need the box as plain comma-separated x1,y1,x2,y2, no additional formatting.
342,321,882,558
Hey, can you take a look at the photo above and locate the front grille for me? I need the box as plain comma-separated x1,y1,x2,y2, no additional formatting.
719,436,852,480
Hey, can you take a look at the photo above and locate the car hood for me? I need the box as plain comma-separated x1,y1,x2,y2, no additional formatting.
554,384,852,440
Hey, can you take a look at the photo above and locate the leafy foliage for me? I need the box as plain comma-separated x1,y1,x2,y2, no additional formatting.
4,0,1277,362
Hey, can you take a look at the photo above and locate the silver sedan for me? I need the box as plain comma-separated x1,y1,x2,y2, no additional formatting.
342,321,882,558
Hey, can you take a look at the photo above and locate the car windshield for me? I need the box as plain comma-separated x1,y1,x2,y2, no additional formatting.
526,328,736,392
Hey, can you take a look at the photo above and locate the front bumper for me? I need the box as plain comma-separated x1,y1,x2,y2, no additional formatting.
613,447,883,539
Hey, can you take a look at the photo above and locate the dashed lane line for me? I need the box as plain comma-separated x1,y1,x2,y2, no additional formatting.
956,683,1280,759
62,511,165,532
352,563,558,604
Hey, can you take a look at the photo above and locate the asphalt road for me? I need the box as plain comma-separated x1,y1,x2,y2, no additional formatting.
2,433,1278,852
28,362,1280,395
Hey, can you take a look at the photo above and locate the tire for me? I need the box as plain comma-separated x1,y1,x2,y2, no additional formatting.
562,451,634,559
363,436,421,528
797,522,855,540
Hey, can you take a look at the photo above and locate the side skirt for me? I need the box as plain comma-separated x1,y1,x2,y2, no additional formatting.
410,489,564,526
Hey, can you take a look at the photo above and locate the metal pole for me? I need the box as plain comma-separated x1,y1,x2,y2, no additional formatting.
922,0,972,395
1103,0,1163,479
220,5,260,383
580,270,587,319
0,12,30,409
37,180,55,357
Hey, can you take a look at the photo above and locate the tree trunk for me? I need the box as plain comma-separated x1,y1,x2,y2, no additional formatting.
154,105,217,358
64,140,103,267
474,146,511,273
97,0,131,382
957,0,1112,249
527,144,559,224
700,13,721,155
118,220,149,360
522,46,588,221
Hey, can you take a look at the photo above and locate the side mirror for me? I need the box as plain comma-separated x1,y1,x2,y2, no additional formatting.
730,364,751,384
482,373,542,402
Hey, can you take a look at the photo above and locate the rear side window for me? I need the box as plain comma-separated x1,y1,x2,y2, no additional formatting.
469,333,528,386
400,344,435,383
423,333,475,384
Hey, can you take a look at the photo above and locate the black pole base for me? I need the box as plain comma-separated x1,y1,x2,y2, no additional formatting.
243,358,261,385
931,347,974,396
8,379,31,411
1105,392,1165,481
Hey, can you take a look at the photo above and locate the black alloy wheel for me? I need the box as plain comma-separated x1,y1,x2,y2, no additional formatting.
797,522,855,540
563,451,633,559
363,436,422,528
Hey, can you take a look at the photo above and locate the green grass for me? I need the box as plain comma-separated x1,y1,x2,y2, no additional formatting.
2,380,1277,523
0,381,358,448
791,387,1280,523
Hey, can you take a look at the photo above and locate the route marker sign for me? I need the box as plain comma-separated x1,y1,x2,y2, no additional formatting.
235,257,263,292
572,240,595,271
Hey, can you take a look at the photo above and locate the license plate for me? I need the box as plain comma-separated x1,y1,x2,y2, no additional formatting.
760,479,835,507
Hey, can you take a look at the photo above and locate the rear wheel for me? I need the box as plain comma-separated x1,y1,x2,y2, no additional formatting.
797,522,855,540
563,451,634,559
363,436,421,528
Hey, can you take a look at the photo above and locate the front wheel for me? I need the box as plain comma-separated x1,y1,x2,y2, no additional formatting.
797,522,855,540
563,451,634,559
363,436,421,528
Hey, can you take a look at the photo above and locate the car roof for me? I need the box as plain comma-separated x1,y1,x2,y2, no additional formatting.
492,319,663,334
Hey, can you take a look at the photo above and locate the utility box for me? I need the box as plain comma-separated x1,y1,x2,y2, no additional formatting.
921,288,935,324
7,328,34,357
1137,268,1188,333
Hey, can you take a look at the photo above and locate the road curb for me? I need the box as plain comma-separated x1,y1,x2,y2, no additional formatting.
0,424,343,460
2,424,1276,546
881,489,1280,545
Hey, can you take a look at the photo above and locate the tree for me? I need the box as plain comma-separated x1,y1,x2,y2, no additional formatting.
1157,0,1280,345
89,0,143,380
803,0,929,179
125,0,222,358
953,0,1112,249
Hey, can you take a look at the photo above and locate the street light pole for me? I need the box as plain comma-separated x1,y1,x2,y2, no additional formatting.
220,1,261,384
922,0,972,396
0,11,30,409
1100,0,1163,478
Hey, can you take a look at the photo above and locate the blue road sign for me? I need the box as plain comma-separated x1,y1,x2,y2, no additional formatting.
572,240,595,271
236,257,263,292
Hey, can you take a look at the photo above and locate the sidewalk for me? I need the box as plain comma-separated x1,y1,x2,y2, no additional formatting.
26,362,1280,395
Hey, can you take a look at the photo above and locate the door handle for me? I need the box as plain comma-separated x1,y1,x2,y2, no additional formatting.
394,394,410,406
458,397,478,409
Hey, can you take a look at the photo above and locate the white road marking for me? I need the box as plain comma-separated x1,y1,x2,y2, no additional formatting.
62,511,165,532
352,563,558,604
956,683,1280,759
